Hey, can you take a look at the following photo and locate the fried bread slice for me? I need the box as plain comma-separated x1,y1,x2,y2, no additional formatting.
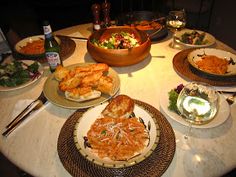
101,95,134,118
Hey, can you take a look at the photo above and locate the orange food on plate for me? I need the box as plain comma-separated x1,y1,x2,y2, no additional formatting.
19,39,45,55
87,116,149,161
135,20,162,31
196,55,229,74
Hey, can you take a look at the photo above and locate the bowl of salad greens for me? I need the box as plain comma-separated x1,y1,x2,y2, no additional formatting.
0,58,43,91
174,29,215,48
87,26,151,66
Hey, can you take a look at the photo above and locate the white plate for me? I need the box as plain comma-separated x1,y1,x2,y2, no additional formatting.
174,29,215,48
0,59,44,92
187,48,236,77
159,84,230,129
15,35,61,58
73,102,160,168
43,63,120,109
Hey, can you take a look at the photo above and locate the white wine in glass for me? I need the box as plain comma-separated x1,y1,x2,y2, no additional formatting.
166,10,186,32
177,82,218,125
176,82,219,149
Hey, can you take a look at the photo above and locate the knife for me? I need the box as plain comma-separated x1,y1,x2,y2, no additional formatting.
56,35,88,41
5,91,46,129
2,94,47,137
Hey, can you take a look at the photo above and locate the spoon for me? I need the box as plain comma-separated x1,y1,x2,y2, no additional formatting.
226,92,236,105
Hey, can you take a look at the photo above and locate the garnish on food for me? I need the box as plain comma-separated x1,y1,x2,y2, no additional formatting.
0,60,40,87
168,84,184,114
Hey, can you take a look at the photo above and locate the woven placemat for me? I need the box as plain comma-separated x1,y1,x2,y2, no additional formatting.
173,48,236,86
57,100,176,177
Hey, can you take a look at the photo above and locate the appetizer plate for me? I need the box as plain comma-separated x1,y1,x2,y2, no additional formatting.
187,48,236,77
174,29,215,48
73,102,160,168
0,59,44,92
159,84,230,129
43,63,120,109
15,35,61,59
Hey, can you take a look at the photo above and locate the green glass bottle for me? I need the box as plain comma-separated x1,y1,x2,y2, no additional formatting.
43,21,62,72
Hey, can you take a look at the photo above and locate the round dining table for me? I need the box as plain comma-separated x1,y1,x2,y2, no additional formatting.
0,23,236,177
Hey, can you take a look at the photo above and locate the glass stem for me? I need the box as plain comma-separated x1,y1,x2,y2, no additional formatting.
184,122,192,140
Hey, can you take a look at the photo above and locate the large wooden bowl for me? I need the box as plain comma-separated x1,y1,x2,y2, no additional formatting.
87,26,151,66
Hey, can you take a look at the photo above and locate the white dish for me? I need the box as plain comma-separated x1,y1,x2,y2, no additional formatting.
0,59,44,92
73,102,160,168
187,48,236,76
15,35,61,58
159,84,230,129
43,63,120,109
174,29,215,48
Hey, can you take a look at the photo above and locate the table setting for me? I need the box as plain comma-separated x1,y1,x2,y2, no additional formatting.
1,5,236,177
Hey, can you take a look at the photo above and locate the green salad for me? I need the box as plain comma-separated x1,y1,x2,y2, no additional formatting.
179,31,209,45
0,60,40,87
168,84,184,114
91,31,140,49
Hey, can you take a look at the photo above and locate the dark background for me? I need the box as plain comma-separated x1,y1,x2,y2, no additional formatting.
1,0,236,50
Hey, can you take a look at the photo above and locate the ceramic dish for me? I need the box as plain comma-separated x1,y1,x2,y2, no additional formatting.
73,102,160,168
174,29,215,48
0,59,44,92
187,48,236,77
43,63,120,109
159,83,230,129
14,35,61,60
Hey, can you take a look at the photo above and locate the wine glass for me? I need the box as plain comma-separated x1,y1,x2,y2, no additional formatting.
176,82,218,149
166,9,186,48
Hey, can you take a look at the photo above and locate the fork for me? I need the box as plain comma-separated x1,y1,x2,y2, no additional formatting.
5,91,46,129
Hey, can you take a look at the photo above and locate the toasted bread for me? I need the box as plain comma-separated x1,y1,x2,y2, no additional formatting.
101,95,134,118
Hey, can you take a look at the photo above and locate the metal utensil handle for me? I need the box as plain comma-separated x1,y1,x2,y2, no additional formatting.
5,100,36,129
2,101,40,137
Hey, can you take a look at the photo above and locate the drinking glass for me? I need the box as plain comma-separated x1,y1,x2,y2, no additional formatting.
166,9,186,48
176,82,218,149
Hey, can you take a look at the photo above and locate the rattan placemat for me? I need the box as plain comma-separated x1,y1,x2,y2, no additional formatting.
173,48,236,86
57,100,176,177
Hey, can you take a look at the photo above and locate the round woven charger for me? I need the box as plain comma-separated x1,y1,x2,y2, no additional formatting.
57,100,176,177
173,48,236,86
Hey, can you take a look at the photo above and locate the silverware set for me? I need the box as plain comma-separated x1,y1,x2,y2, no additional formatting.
2,91,47,137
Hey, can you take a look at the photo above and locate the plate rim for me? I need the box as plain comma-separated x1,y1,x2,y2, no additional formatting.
73,102,161,168
43,63,120,109
0,59,44,92
174,28,216,48
187,48,236,77
159,83,231,129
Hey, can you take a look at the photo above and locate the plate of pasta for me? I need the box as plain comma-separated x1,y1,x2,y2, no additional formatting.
14,35,61,60
73,95,160,168
187,48,236,77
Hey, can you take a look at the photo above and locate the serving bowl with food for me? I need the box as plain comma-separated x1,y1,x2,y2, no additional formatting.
174,29,215,48
14,35,61,60
187,48,236,77
87,26,151,66
116,11,168,41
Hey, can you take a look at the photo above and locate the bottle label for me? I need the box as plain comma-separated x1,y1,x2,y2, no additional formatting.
94,24,101,31
45,52,61,69
43,25,52,38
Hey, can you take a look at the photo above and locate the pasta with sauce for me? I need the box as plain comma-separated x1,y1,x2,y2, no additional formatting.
196,55,229,74
86,117,149,161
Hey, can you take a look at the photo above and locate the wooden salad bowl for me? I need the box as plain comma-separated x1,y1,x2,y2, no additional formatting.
87,26,151,66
